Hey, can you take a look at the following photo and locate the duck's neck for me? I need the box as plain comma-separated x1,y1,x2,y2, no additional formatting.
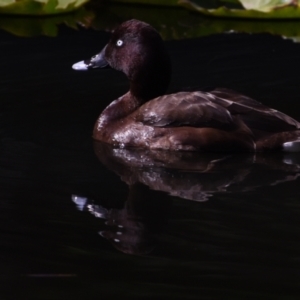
129,51,171,101
129,71,170,101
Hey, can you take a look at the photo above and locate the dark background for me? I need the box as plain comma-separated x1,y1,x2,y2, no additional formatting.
1,22,300,299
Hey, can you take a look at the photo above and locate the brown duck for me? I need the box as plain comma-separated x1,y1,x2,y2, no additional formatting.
73,19,300,152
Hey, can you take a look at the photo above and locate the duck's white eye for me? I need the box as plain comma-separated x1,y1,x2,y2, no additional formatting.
116,39,123,47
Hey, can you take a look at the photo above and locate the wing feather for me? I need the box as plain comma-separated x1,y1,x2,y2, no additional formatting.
211,88,300,132
136,91,235,129
135,88,300,134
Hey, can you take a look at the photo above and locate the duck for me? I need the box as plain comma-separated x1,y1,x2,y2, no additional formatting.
72,19,300,152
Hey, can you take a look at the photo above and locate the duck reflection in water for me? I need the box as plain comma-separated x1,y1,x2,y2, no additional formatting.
72,142,300,255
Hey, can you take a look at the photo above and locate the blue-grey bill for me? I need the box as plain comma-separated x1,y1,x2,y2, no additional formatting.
72,46,108,71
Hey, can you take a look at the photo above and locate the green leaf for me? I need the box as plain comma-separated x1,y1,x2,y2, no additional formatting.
33,0,85,9
0,0,88,14
0,7,94,36
109,0,179,5
239,0,298,12
107,0,300,18
179,0,300,18
0,0,15,6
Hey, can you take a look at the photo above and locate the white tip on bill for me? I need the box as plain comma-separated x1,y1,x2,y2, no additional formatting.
283,140,300,152
72,61,88,71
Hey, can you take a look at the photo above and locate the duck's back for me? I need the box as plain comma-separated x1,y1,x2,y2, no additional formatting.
210,88,300,136
137,88,300,136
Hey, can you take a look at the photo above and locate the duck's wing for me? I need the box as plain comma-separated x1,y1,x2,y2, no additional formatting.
210,88,300,132
136,91,235,130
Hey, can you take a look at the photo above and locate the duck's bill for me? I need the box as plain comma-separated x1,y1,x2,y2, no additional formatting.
72,46,108,71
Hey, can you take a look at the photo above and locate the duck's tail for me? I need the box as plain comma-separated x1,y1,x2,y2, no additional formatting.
256,131,300,152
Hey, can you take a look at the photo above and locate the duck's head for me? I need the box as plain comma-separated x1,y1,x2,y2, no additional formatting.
72,19,171,100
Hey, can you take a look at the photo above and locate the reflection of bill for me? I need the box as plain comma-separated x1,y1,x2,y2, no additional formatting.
72,183,171,255
72,142,300,255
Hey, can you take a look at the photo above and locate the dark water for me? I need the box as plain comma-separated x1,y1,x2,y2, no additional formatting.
1,24,300,299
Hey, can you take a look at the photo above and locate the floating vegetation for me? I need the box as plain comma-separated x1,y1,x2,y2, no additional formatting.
110,0,300,19
0,0,88,15
2,0,300,17
0,7,94,36
2,1,300,38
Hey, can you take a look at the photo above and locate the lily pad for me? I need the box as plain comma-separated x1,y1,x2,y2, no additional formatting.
109,0,300,18
238,0,296,12
180,0,300,19
0,0,88,15
108,0,179,5
0,7,94,35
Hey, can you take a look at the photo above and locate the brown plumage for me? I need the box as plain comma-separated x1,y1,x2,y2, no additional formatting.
72,19,300,152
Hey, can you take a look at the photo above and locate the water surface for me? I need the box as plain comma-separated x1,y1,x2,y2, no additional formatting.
1,24,300,299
